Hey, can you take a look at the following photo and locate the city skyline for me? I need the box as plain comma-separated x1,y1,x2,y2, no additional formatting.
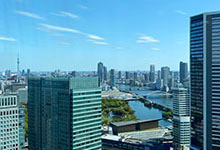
1,0,220,71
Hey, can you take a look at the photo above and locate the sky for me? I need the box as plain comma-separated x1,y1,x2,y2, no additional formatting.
1,0,220,72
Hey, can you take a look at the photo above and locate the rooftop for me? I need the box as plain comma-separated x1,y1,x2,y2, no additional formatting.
111,118,161,127
119,128,172,141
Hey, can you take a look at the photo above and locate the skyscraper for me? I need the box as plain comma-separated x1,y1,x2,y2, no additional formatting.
28,77,102,150
161,66,170,86
118,71,122,79
179,62,188,84
103,66,108,82
125,71,131,80
149,65,155,82
97,62,104,83
0,94,25,150
27,69,30,76
144,72,149,83
110,69,115,88
133,72,138,81
190,12,220,150
157,70,161,79
173,87,190,150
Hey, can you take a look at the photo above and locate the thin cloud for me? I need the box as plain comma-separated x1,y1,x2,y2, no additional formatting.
51,11,79,19
152,47,160,51
89,40,108,45
136,35,160,43
15,10,45,20
57,41,71,46
0,36,17,42
60,11,79,18
175,10,187,15
78,5,88,9
88,34,104,40
39,23,82,34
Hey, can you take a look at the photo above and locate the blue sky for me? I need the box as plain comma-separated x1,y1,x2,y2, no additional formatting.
0,0,220,71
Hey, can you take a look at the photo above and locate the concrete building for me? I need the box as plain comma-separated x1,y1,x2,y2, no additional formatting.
179,62,188,84
28,77,102,150
190,12,220,150
110,119,160,135
0,94,25,150
173,88,190,150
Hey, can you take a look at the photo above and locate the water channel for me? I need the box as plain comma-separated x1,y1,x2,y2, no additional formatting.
117,84,173,127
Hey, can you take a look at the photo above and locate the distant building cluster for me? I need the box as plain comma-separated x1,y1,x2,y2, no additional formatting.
97,61,189,93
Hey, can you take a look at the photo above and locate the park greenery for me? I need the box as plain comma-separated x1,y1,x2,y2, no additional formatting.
162,110,173,119
102,98,138,126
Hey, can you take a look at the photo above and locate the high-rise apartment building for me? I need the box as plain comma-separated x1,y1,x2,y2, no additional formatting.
161,66,170,86
28,77,102,150
149,65,155,82
179,62,188,84
173,88,190,150
190,12,220,150
0,94,25,150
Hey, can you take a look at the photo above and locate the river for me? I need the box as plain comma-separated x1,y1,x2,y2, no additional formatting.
117,84,173,127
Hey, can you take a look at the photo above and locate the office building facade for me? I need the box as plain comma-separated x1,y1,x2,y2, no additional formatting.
190,12,220,150
28,77,102,150
0,94,25,150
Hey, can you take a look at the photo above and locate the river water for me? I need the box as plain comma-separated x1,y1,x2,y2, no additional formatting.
117,84,173,127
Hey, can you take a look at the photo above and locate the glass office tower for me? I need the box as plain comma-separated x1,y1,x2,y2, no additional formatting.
28,77,102,150
190,12,220,150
